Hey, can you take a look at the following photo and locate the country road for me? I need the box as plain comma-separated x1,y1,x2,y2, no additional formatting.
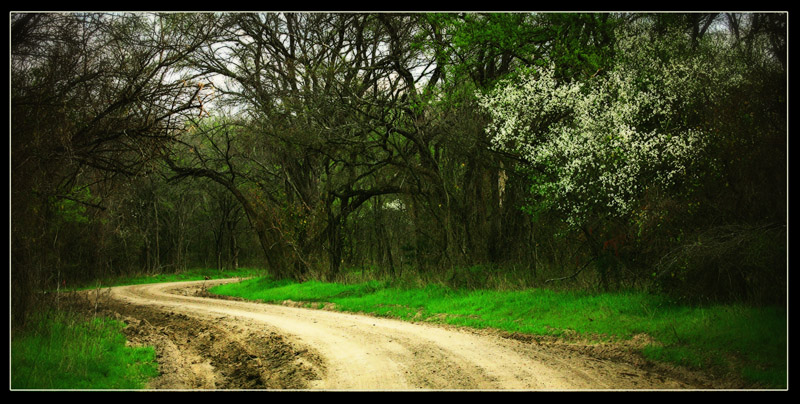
83,278,715,390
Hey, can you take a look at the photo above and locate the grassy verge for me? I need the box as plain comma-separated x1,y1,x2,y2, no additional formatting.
11,310,159,390
209,277,788,389
13,267,261,390
70,267,263,290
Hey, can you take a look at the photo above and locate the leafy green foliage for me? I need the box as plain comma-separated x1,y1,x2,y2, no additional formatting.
532,13,617,78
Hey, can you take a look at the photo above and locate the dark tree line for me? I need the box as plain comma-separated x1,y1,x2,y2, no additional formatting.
11,12,787,326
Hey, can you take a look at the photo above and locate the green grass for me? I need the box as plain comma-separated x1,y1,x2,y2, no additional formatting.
11,310,159,390
14,267,261,390
71,267,263,290
209,277,788,389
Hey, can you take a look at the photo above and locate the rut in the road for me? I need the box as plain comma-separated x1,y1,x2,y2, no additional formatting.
71,292,324,389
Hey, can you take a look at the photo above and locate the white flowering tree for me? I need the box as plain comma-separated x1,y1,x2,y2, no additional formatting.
477,26,736,230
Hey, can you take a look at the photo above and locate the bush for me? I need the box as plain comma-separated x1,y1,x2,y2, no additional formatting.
652,223,786,305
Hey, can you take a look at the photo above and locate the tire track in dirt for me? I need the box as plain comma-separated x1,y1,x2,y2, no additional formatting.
87,278,715,390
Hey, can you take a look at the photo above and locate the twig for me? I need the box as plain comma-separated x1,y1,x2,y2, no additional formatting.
545,257,596,284
94,282,101,317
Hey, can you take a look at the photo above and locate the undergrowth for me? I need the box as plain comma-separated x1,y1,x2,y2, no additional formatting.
11,310,159,389
70,267,263,291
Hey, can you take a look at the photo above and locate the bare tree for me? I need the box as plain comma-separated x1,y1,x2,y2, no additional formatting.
11,12,217,323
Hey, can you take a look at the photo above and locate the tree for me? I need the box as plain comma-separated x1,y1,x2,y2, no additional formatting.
477,18,723,289
170,13,444,279
11,12,216,323
11,12,784,314
478,13,786,296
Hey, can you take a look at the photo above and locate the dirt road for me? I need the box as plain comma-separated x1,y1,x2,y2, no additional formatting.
83,278,720,390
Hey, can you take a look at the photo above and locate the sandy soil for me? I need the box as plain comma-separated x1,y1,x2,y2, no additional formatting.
69,278,732,390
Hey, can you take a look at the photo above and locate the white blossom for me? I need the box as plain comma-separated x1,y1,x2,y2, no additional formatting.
476,30,732,227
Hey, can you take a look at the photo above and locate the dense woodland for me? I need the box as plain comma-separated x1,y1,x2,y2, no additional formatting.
11,12,787,326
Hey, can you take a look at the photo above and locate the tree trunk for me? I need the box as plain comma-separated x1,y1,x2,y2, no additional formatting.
228,219,239,270
325,195,345,280
153,197,160,273
581,225,610,291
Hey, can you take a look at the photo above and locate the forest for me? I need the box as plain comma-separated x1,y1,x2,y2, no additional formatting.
10,12,787,328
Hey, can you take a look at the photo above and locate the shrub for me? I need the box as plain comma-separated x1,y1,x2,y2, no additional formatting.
652,223,786,305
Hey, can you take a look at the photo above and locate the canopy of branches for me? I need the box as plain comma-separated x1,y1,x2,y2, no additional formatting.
11,12,787,324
